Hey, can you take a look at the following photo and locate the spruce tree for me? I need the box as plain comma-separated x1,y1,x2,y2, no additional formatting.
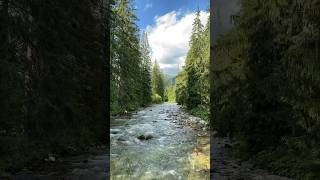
111,0,142,112
151,60,164,100
140,31,152,106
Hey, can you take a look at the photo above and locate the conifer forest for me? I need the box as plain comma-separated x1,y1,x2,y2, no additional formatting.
0,0,108,176
0,0,320,179
211,0,320,179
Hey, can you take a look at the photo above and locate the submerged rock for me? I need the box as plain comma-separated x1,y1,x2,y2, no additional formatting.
137,133,154,140
137,134,145,140
110,129,121,134
117,136,126,141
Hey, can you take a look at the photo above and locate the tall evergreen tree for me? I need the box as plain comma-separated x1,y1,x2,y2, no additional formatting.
176,9,210,117
184,8,204,109
210,0,320,178
139,31,152,106
111,0,142,113
0,0,108,169
151,60,164,100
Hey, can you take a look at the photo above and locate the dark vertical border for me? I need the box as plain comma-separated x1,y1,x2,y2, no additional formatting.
210,0,240,179
104,0,111,179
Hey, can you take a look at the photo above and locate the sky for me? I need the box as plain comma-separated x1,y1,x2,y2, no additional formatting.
135,0,210,75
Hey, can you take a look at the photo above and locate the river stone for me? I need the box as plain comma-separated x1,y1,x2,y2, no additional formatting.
137,134,145,140
117,136,126,141
145,134,153,140
110,129,121,134
137,133,154,140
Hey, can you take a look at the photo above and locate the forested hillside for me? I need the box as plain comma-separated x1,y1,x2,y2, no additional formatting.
0,0,108,171
111,0,165,114
211,0,320,179
176,9,210,121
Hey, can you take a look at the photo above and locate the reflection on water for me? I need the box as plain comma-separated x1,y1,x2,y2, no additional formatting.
110,103,209,180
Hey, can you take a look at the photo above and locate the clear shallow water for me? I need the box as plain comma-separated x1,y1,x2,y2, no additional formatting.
110,103,210,180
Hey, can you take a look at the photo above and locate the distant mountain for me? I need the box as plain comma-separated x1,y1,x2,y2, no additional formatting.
163,73,176,87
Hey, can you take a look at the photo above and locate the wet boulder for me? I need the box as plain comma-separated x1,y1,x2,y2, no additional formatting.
137,134,145,140
137,133,154,140
117,136,126,141
110,129,121,134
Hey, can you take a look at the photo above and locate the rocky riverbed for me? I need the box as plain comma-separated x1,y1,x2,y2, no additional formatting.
7,146,108,180
6,103,292,180
211,137,292,180
110,103,210,180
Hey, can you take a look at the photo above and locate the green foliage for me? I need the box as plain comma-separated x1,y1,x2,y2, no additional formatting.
152,60,165,101
111,0,142,112
176,70,188,105
165,85,176,102
211,0,320,178
163,74,176,88
176,9,210,118
111,0,153,113
190,106,209,122
140,31,153,106
0,0,108,170
151,94,162,104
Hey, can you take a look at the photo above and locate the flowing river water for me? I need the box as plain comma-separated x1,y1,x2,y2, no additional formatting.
8,103,293,180
110,103,210,179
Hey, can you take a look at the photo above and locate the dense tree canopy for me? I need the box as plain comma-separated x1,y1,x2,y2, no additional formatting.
140,31,153,106
111,0,154,113
111,0,142,113
151,60,165,102
211,0,320,178
176,9,210,120
0,0,108,170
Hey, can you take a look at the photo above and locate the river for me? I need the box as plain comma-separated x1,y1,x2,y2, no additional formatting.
9,103,292,180
110,103,210,179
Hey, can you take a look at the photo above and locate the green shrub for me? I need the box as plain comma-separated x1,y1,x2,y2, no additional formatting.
152,94,162,104
165,85,176,103
190,106,209,122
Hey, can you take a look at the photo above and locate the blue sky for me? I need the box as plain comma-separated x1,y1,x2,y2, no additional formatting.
136,0,209,30
134,0,210,75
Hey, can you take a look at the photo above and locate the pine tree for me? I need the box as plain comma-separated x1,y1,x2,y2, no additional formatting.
111,0,142,112
176,9,209,113
185,9,204,109
210,0,320,178
152,60,164,100
0,0,109,169
140,31,152,106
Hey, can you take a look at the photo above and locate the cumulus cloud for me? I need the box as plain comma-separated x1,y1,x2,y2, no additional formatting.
146,10,209,75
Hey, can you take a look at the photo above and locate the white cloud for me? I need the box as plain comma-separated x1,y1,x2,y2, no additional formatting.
146,10,209,75
144,3,152,10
